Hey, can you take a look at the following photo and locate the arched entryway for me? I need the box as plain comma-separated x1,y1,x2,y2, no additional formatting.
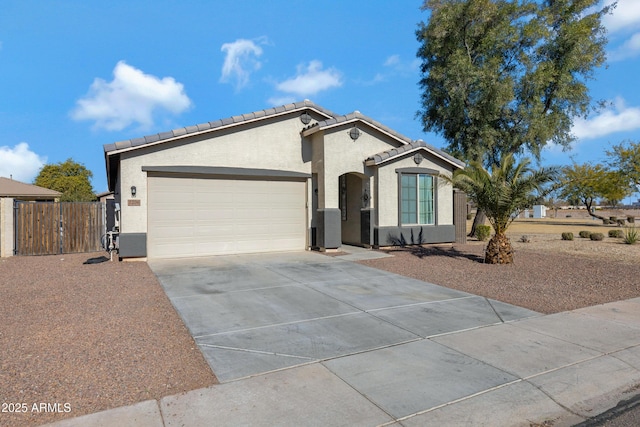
339,172,370,246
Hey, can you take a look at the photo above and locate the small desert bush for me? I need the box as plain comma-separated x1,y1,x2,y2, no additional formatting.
578,230,592,239
609,229,624,238
519,235,531,243
475,225,491,241
590,232,604,241
467,213,473,220
561,232,574,241
624,226,638,245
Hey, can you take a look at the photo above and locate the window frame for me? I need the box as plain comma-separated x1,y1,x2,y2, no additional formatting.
396,167,438,226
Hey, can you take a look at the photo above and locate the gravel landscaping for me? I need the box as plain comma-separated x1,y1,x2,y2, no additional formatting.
1,229,639,426
360,235,640,314
0,254,217,427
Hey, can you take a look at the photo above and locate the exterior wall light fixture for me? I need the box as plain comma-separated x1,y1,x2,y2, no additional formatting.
130,186,137,197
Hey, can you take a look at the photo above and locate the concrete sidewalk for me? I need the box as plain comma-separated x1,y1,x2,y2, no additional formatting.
45,297,640,427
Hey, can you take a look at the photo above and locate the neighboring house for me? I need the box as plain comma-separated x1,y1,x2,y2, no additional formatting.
96,190,114,203
103,100,465,259
0,177,61,201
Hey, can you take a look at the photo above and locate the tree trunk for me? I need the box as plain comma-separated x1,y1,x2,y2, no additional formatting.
583,199,606,221
468,210,487,237
484,232,514,264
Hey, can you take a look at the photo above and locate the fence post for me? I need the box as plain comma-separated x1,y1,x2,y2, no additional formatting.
0,198,15,257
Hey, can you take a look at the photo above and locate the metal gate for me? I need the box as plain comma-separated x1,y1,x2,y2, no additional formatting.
14,201,105,255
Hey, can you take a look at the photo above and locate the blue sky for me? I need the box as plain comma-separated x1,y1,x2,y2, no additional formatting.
1,0,639,199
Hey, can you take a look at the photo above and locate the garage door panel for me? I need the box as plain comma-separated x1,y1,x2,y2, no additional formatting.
148,176,306,258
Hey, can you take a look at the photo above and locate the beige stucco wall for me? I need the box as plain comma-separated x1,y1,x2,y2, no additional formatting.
0,198,14,257
375,154,454,227
315,125,402,210
114,111,459,240
117,115,313,234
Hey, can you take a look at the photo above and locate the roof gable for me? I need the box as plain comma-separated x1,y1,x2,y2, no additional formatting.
103,100,466,191
365,140,465,170
300,110,413,146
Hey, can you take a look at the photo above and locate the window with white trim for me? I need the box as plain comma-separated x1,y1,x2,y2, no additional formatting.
400,174,435,225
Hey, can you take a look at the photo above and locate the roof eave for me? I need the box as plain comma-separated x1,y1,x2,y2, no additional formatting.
302,117,412,145
366,146,465,170
104,104,334,157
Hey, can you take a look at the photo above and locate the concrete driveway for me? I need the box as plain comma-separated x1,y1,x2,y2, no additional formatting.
44,251,640,426
149,251,538,385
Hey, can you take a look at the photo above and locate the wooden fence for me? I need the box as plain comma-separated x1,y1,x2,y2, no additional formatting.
14,201,105,255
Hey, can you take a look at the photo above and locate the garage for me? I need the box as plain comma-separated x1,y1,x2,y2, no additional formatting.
147,174,307,258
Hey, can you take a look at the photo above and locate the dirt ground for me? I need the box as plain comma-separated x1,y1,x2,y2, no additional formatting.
0,254,217,427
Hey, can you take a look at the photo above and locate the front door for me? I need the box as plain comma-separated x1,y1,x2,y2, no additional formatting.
340,173,363,245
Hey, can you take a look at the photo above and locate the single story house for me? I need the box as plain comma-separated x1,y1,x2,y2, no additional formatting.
103,100,466,260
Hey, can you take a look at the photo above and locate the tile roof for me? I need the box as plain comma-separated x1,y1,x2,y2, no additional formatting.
301,110,413,144
0,177,62,198
103,100,337,154
365,140,465,169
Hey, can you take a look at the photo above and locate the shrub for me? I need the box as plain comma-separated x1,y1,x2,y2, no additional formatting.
578,230,592,238
590,232,604,241
519,235,531,243
475,225,491,241
628,216,635,224
561,232,574,241
609,229,624,238
467,213,473,220
624,226,638,245
602,219,613,225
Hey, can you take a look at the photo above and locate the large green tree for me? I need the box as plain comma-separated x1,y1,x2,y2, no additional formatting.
607,140,640,193
560,162,633,220
34,158,96,202
417,0,612,165
449,154,558,264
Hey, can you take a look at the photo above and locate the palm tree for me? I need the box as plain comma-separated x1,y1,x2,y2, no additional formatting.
449,154,559,264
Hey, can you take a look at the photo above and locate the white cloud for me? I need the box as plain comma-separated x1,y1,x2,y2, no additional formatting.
602,0,640,33
71,61,191,131
602,0,640,61
0,143,46,183
358,55,419,86
266,95,296,106
609,31,640,60
384,55,400,67
572,97,640,139
274,60,342,97
220,38,266,90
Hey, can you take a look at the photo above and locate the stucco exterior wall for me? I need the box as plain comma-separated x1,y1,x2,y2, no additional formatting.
319,126,402,210
0,198,14,257
118,115,312,234
375,154,454,227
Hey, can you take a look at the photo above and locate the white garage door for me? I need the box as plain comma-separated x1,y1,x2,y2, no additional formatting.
147,176,307,258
